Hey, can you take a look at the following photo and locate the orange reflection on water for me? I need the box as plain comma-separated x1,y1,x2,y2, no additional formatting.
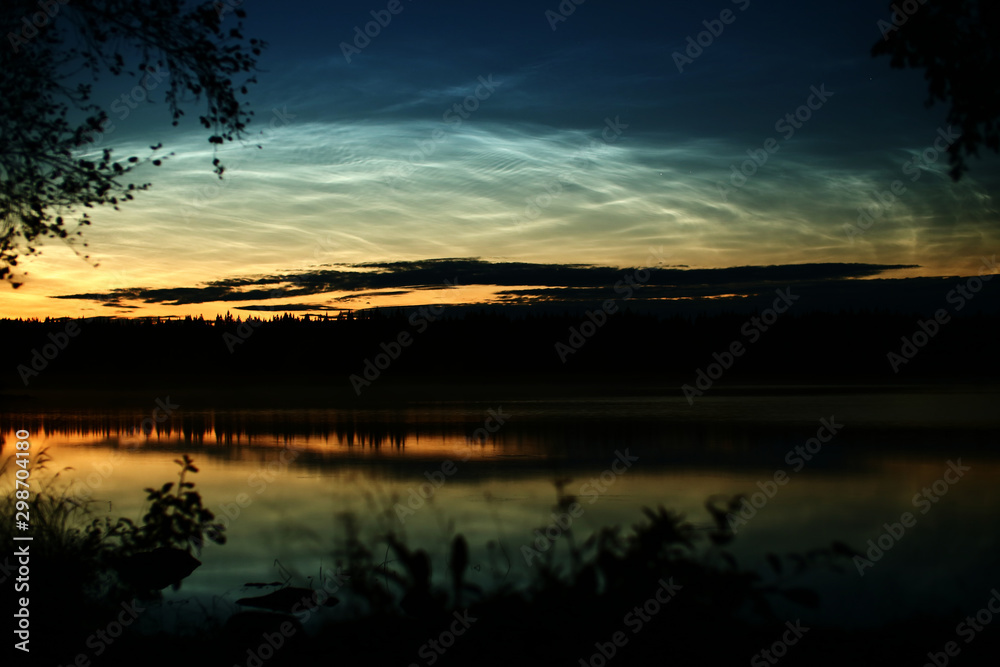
4,413,1000,629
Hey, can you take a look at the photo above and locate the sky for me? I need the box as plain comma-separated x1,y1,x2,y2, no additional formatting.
2,0,998,319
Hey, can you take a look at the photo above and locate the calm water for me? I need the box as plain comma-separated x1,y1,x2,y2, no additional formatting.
3,389,998,631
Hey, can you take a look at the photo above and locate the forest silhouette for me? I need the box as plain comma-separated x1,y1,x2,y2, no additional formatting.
3,307,998,407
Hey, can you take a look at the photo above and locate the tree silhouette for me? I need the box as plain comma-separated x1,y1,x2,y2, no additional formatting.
872,0,1000,180
0,0,265,285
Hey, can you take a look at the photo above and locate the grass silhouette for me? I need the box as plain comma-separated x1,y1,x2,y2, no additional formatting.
4,454,997,666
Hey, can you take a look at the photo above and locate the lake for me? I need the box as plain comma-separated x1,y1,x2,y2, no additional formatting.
3,386,998,634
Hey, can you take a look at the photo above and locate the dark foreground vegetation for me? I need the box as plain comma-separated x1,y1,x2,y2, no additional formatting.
4,454,998,667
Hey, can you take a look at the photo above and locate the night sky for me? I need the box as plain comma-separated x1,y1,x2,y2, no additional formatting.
3,0,998,318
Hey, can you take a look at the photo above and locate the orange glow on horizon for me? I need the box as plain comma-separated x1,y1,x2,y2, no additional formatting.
0,250,986,321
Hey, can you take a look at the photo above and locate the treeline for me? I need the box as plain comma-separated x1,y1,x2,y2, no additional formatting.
2,307,998,395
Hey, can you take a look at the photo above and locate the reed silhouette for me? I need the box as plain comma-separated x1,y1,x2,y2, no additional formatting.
6,454,998,666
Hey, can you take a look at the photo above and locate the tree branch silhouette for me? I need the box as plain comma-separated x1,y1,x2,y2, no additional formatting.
872,0,1000,180
1,0,266,285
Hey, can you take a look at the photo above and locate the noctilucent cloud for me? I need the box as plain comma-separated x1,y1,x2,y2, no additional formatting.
3,0,998,319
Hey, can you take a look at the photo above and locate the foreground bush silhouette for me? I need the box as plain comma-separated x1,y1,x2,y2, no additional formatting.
5,464,997,666
268,489,852,666
0,452,223,662
239,488,995,667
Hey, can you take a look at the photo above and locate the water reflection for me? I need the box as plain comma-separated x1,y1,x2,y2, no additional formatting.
2,393,998,629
